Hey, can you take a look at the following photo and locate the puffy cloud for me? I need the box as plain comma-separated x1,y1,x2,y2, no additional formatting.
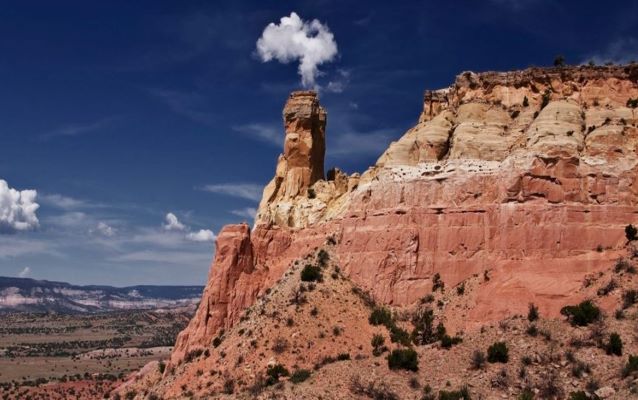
94,222,116,237
160,213,215,243
256,12,338,88
186,229,216,242
0,179,39,233
18,266,31,278
199,183,263,202
163,212,186,231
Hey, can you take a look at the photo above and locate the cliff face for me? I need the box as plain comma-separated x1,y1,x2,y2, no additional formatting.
170,65,638,370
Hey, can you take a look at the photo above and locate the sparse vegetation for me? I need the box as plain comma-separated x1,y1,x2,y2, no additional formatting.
560,300,601,326
369,307,393,327
626,224,638,241
606,332,623,356
527,303,539,322
265,364,289,386
440,334,463,349
350,376,399,400
438,386,471,400
470,350,486,370
622,289,638,309
487,341,509,363
301,264,323,282
553,55,565,67
290,369,311,384
372,334,387,356
222,378,235,394
432,273,444,292
456,283,465,295
623,355,638,377
387,348,419,371
272,337,289,354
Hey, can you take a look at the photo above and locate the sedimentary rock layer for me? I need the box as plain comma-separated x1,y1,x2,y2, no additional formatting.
171,65,638,368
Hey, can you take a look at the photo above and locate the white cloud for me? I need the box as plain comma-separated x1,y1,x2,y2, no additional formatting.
583,38,638,65
163,212,186,231
186,229,216,242
39,116,118,141
232,123,281,146
199,183,263,202
113,250,212,265
18,266,31,278
325,69,350,93
47,211,88,228
231,207,257,219
0,179,39,233
256,12,338,88
94,222,116,237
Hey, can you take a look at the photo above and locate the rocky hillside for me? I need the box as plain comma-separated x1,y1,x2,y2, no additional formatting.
116,64,638,399
0,276,203,313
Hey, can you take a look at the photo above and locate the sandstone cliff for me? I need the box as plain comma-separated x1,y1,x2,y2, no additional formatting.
137,65,638,398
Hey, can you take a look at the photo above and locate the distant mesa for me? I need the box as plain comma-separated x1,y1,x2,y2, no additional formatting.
0,276,203,313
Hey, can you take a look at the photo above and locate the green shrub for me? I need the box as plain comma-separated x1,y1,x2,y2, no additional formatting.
223,378,235,394
369,307,393,327
627,224,638,241
569,392,587,400
212,336,222,348
560,300,601,326
470,350,486,370
518,388,534,400
438,386,471,400
456,283,465,295
301,264,322,282
158,361,166,374
371,334,385,349
606,333,623,356
337,353,351,361
522,96,529,107
389,325,411,346
623,355,638,377
432,273,444,292
526,324,538,337
265,364,289,386
528,303,539,322
317,249,329,266
411,308,436,345
290,369,311,384
623,290,638,309
487,341,509,363
441,335,462,349
387,348,419,371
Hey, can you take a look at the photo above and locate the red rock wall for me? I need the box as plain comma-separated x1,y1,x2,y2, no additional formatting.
170,154,637,367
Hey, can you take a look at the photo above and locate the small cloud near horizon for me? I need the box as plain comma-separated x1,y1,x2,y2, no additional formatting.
18,266,32,278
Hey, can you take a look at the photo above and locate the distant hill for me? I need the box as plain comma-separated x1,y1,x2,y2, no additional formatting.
0,276,203,313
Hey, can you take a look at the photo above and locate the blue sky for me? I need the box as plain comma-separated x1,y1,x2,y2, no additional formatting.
1,0,636,286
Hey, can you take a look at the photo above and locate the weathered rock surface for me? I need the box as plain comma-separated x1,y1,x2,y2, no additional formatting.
170,65,638,375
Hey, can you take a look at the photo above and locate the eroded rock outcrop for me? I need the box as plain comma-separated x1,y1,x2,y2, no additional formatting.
168,65,638,375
